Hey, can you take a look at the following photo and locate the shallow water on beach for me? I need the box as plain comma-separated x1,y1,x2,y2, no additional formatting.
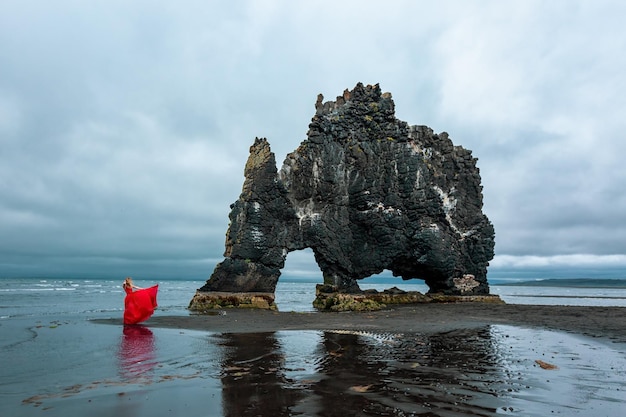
1,278,626,416
2,319,625,416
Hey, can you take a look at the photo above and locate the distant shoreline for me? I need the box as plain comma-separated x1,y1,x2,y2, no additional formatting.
506,294,626,299
497,278,626,288
3,276,626,289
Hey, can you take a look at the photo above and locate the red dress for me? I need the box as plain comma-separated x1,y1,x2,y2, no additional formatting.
123,285,158,325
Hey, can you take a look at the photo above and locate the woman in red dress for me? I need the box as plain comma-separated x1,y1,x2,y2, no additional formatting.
122,277,158,325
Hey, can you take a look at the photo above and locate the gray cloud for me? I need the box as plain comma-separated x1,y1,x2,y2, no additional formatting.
1,0,626,281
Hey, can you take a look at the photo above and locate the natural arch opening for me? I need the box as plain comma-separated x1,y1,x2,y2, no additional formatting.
275,248,321,311
359,270,429,294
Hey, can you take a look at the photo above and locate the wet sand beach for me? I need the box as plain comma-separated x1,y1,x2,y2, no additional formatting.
9,303,626,417
94,303,626,416
144,303,626,345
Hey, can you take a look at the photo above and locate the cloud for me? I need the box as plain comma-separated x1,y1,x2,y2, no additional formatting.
493,254,626,269
1,0,625,280
428,1,626,265
489,253,626,280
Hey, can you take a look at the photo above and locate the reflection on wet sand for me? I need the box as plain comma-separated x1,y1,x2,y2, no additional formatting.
309,327,513,416
118,325,158,383
214,327,518,416
217,332,304,416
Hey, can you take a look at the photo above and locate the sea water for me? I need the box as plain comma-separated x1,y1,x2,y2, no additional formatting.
1,277,625,416
2,278,626,321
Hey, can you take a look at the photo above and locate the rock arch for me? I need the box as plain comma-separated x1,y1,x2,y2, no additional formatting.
189,83,496,311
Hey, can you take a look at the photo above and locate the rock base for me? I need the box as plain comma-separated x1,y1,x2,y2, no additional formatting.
313,285,504,312
188,291,277,311
188,286,504,313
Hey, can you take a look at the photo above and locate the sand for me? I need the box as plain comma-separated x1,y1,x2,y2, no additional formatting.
34,304,625,417
145,303,626,345
136,304,626,416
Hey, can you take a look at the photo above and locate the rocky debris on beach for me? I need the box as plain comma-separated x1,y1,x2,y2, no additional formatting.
190,291,277,311
312,284,503,312
190,83,496,311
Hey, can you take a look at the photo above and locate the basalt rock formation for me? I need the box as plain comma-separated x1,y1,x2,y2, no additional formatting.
190,83,496,311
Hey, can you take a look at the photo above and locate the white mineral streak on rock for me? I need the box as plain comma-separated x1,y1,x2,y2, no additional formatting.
250,225,264,244
365,201,401,216
433,185,461,236
432,186,476,239
295,199,321,227
247,202,264,247
407,141,421,155
415,169,422,189
407,141,434,161
312,159,320,184
384,206,401,216
433,185,456,213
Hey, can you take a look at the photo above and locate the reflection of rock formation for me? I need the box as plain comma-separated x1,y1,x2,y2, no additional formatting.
191,83,495,311
217,332,303,417
118,325,157,382
209,328,526,415
310,327,514,415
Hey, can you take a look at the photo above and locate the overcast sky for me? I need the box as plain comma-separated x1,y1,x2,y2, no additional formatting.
1,1,625,282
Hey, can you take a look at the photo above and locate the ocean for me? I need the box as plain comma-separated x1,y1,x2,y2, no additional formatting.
2,278,626,321
1,277,625,416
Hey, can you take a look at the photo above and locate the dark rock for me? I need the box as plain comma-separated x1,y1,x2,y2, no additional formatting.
190,83,495,310
384,287,407,295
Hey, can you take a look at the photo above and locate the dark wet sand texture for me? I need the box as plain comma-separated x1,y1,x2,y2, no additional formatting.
101,303,626,344
56,304,626,416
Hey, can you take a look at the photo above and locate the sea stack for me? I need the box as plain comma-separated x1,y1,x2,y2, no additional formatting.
190,83,497,311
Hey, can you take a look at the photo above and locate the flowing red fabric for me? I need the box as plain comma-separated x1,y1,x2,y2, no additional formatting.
123,285,158,325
